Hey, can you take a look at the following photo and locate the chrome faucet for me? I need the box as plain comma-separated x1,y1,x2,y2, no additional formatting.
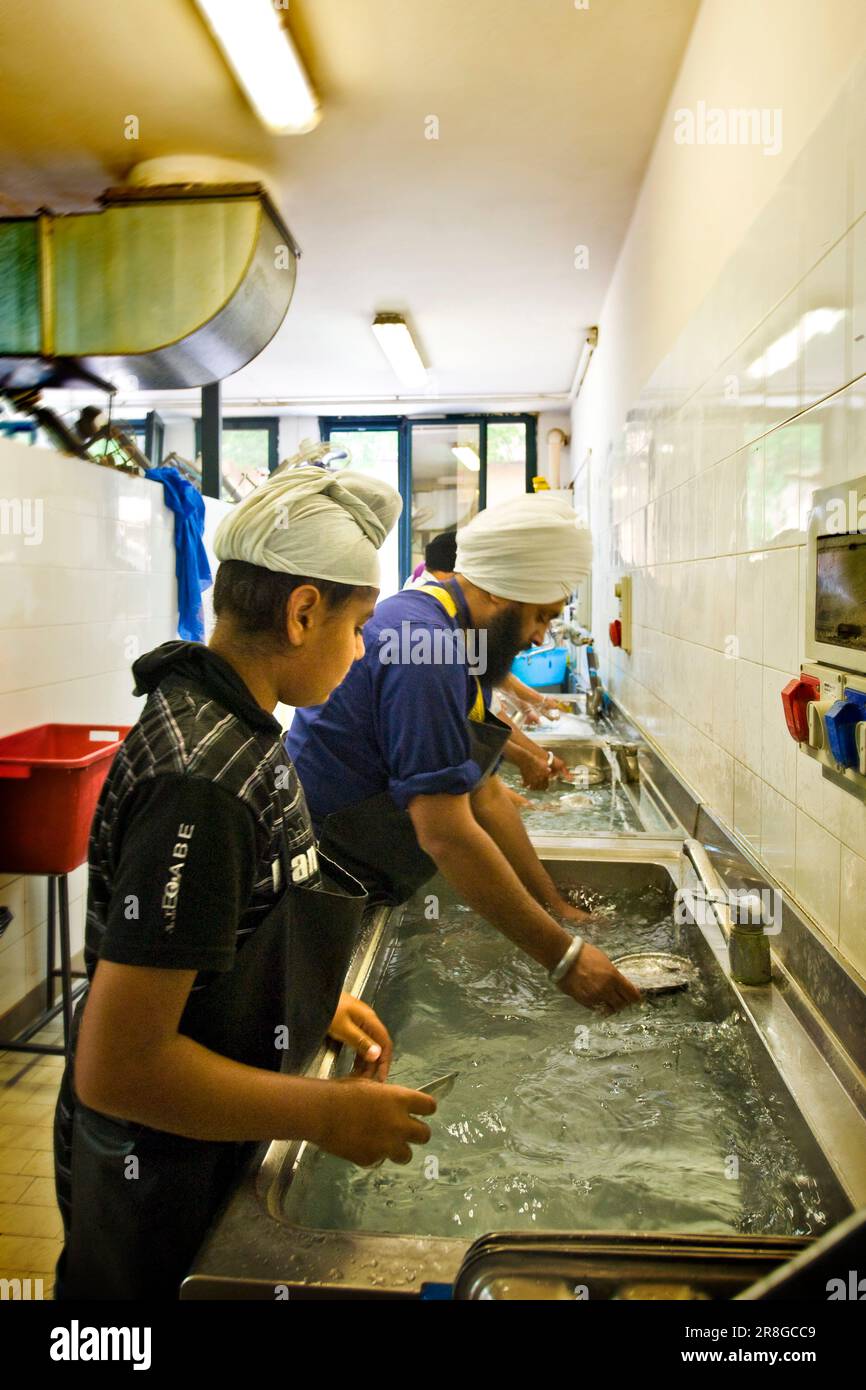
683,840,772,986
584,642,605,720
562,617,606,720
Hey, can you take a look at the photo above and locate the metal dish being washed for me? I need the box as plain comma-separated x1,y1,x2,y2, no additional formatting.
613,951,695,997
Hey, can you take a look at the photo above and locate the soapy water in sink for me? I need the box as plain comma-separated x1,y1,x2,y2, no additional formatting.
283,880,835,1240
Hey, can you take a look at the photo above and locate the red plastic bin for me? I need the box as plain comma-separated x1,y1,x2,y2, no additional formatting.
0,724,130,875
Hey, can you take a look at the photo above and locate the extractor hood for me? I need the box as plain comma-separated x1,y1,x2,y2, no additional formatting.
0,183,300,391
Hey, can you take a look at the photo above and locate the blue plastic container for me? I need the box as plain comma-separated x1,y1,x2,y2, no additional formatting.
511,645,568,689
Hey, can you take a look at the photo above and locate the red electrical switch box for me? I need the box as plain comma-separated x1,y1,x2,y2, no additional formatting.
609,620,622,648
781,674,820,743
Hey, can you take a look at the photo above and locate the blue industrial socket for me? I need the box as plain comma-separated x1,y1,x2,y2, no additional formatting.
824,689,866,768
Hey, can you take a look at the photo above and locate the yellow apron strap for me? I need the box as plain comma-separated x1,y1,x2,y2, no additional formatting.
420,582,459,618
420,583,486,723
468,681,486,723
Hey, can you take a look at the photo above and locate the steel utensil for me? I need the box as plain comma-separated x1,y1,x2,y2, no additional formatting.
417,1070,459,1100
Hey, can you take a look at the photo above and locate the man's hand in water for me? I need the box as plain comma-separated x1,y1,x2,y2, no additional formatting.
514,747,553,789
558,943,642,1013
553,899,593,927
328,992,393,1080
539,696,564,720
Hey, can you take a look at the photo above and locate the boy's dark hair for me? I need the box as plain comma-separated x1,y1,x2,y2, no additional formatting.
425,531,458,572
213,559,363,644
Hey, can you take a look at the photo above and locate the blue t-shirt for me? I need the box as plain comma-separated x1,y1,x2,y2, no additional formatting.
287,584,488,826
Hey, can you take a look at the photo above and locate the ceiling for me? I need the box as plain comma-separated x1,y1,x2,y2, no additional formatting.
0,0,699,411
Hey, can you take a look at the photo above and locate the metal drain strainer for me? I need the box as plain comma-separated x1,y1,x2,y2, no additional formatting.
612,952,695,996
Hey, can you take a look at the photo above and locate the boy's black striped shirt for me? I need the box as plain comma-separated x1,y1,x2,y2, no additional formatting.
83,641,320,985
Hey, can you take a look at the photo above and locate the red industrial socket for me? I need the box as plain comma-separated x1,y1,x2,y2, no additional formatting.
781,674,821,743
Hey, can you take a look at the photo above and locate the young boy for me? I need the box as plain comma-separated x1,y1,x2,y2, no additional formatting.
53,463,435,1300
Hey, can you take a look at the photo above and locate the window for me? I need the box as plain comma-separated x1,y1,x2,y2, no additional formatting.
487,421,531,508
194,417,279,498
108,412,165,465
320,414,537,587
0,421,37,445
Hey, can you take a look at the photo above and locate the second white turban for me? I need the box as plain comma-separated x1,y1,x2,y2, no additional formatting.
456,494,591,603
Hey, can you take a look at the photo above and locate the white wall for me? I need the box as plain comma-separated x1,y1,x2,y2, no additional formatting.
572,5,866,979
578,0,866,441
0,439,232,1019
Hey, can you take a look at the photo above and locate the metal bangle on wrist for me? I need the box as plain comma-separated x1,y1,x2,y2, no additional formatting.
549,934,584,985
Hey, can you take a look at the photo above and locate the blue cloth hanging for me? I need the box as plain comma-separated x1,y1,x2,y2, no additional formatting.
146,466,212,643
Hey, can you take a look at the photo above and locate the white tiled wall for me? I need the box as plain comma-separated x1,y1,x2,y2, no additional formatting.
576,51,866,980
0,440,232,1018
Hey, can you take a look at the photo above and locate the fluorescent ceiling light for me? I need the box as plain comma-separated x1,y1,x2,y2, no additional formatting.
194,0,319,134
452,445,481,472
372,314,428,389
569,326,599,401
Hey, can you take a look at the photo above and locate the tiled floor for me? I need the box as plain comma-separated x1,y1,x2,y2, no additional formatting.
0,1022,65,1298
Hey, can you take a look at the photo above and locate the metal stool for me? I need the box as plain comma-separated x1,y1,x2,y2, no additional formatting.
0,874,87,1057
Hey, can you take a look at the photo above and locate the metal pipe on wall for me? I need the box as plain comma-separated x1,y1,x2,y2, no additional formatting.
547,427,568,489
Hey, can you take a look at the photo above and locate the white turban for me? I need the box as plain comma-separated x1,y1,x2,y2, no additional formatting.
213,462,402,587
455,494,591,603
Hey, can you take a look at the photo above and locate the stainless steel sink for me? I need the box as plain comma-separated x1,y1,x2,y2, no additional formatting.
549,742,613,775
182,843,866,1299
502,737,683,838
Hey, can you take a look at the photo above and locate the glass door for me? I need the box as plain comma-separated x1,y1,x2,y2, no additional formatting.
321,424,402,598
408,422,481,577
486,419,531,508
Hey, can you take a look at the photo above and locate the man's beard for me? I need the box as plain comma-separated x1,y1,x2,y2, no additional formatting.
482,604,526,685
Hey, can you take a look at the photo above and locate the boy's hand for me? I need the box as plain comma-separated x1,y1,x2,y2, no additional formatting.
317,1077,436,1167
327,992,393,1080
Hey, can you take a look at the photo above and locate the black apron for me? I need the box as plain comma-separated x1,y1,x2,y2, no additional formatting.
318,581,512,906
53,821,367,1302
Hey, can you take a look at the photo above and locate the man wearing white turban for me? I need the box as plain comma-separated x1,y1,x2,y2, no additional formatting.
454,492,594,604
288,493,639,1014
55,460,436,1301
214,457,401,590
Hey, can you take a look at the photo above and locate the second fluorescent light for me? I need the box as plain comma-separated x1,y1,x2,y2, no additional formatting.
372,314,428,389
194,0,319,134
452,446,480,473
